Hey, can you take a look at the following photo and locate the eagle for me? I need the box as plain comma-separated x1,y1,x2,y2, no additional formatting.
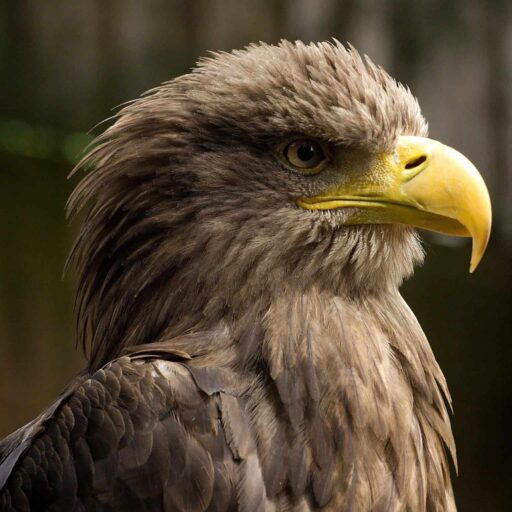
0,41,491,511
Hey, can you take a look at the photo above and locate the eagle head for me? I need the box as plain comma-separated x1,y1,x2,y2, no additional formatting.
69,41,491,369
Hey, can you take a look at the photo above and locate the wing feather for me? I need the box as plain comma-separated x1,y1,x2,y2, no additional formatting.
0,355,256,511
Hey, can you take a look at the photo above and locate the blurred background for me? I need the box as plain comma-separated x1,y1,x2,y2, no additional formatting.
0,0,510,509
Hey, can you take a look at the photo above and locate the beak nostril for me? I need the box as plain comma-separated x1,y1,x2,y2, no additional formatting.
405,155,427,170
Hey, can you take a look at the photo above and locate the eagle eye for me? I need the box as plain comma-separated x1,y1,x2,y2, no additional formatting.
283,139,326,173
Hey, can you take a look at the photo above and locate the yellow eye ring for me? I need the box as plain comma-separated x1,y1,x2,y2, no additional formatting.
283,139,327,174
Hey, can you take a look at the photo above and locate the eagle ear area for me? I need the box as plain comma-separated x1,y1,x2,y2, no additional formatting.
280,138,330,175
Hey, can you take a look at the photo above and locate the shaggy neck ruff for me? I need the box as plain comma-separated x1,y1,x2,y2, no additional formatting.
150,284,455,509
258,289,455,509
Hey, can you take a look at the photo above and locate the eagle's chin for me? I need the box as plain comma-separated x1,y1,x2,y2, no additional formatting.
344,224,424,291
302,221,423,295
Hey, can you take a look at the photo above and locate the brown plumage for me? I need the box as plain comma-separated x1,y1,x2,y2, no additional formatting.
2,40,486,511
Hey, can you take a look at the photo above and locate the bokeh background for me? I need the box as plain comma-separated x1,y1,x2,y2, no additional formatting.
0,1,511,509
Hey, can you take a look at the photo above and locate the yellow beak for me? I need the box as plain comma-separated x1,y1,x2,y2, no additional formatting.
298,136,492,272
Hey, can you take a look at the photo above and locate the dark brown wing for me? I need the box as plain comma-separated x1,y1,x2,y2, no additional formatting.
0,354,264,511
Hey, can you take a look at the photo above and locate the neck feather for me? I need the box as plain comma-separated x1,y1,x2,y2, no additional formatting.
142,287,455,509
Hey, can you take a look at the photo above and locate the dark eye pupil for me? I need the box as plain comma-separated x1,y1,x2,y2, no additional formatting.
297,144,315,162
